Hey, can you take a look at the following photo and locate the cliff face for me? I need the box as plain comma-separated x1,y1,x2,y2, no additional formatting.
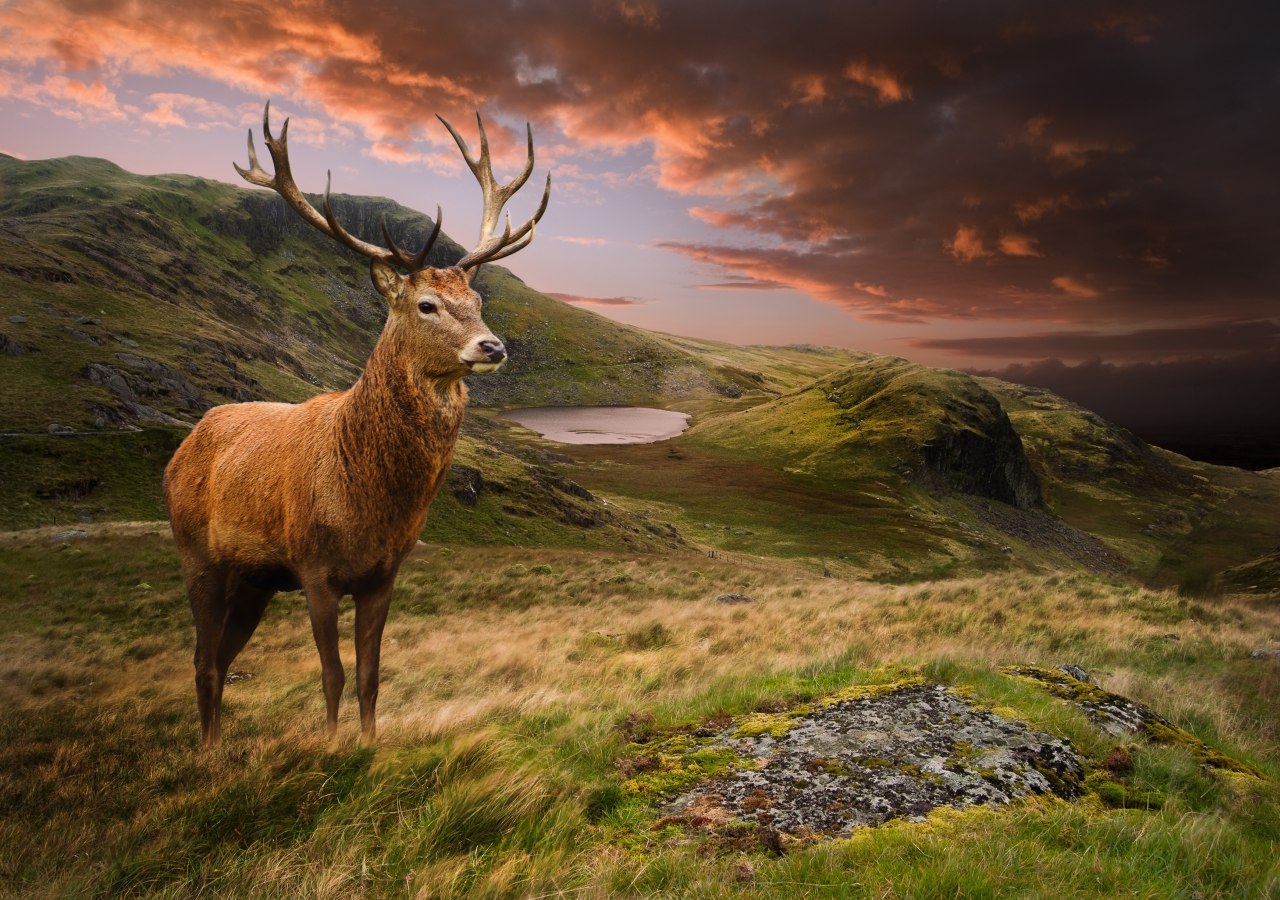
919,423,1041,509
823,358,1041,509
691,356,1042,510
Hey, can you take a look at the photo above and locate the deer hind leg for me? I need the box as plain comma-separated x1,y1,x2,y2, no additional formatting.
217,574,273,683
187,567,230,747
354,582,395,744
302,577,345,738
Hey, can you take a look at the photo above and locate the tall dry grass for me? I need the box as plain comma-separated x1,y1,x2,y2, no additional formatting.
1,528,1277,896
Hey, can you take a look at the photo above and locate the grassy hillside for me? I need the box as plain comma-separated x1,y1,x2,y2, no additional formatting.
4,153,1278,588
0,153,762,436
504,355,1280,585
983,378,1280,588
0,153,791,545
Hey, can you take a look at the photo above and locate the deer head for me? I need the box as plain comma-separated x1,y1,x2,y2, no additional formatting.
233,102,551,378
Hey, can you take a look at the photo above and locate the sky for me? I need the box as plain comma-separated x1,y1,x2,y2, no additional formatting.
1,0,1277,465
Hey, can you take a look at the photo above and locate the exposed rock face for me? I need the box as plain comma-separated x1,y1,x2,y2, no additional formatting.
81,353,211,426
661,683,1081,837
691,356,1043,511
919,419,1041,509
824,359,1042,508
448,464,485,507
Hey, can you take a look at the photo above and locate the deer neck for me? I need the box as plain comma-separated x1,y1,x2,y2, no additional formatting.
336,331,467,508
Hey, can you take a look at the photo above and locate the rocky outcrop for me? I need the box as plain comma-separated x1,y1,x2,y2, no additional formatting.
825,359,1042,508
650,681,1081,838
82,353,211,426
690,356,1043,511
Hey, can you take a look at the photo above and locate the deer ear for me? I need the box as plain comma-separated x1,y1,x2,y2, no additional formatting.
369,259,405,302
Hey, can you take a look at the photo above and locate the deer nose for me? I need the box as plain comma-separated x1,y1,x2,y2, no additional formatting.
478,339,506,363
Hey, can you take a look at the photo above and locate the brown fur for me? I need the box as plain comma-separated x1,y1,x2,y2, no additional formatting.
165,262,503,745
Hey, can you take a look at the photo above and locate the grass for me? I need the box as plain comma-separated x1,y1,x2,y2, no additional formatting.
1,525,1277,897
0,429,185,530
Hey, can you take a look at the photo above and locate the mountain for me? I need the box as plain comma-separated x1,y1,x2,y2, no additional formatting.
0,154,760,435
2,154,1278,588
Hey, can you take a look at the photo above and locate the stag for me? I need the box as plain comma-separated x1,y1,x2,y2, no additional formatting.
165,102,550,745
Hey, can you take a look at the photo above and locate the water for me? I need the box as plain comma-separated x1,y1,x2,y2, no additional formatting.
498,406,691,445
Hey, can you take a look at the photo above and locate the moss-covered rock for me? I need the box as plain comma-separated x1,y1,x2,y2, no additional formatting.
644,682,1081,837
1001,665,1264,777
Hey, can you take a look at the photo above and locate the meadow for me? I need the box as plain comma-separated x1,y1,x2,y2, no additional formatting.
2,524,1277,898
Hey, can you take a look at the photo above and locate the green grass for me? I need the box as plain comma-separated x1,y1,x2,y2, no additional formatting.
0,429,184,530
1,528,1277,897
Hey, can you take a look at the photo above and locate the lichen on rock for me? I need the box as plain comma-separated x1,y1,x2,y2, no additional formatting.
655,682,1082,837
1001,664,1264,777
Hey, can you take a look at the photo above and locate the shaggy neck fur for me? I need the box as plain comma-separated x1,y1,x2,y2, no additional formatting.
335,326,468,529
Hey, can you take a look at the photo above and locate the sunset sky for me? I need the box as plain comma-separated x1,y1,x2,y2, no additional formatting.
1,1,1277,464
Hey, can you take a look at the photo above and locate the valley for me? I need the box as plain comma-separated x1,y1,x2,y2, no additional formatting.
1,154,1278,897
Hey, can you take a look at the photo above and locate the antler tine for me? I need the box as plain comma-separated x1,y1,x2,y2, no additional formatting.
234,101,433,272
507,122,537,197
380,206,443,270
457,171,552,270
320,171,389,261
500,170,550,247
234,133,271,188
482,218,538,264
475,112,494,188
441,112,550,276
437,114,483,182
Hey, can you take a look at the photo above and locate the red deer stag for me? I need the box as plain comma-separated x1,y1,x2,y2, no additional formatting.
165,102,549,745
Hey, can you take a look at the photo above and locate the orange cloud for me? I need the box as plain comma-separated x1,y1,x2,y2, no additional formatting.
998,233,1042,257
790,74,828,105
1047,137,1128,169
1052,275,1100,298
844,60,909,103
945,226,993,263
143,92,231,128
546,292,649,306
1015,194,1075,223
854,281,890,297
365,141,460,172
0,71,129,121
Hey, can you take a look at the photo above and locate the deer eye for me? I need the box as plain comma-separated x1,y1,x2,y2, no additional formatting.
417,300,438,316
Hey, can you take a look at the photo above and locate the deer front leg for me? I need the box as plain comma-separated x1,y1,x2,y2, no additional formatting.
354,581,394,744
302,577,345,738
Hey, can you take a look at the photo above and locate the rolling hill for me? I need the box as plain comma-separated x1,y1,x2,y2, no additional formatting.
2,153,1279,899
2,152,1278,589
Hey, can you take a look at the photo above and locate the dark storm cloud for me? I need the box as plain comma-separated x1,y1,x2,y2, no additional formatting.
975,351,1280,468
5,0,1278,331
914,320,1280,361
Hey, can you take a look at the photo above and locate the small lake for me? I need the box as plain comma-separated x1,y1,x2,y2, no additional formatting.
498,406,691,445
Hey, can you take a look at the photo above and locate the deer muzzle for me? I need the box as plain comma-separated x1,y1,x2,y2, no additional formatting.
461,336,507,374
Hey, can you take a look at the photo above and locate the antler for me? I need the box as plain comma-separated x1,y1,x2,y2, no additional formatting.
234,101,441,271
438,113,551,277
